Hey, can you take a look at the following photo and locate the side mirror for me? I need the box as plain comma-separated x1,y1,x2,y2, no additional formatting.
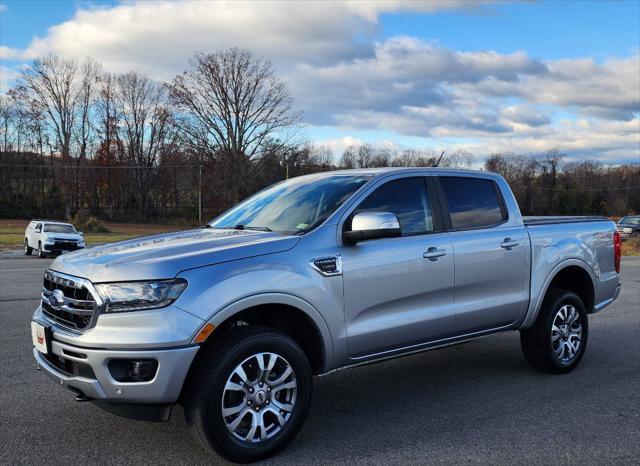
343,212,401,245
78,231,84,236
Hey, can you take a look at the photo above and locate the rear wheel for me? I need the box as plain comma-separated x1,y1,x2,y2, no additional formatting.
184,326,313,463
520,289,588,374
24,239,33,256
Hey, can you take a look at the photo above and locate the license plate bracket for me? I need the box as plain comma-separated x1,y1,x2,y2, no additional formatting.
31,322,52,354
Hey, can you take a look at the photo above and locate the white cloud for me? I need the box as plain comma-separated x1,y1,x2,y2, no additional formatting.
285,36,639,163
314,136,365,156
1,0,638,163
0,65,19,93
466,54,640,120
0,3,7,13
1,1,495,78
432,117,640,163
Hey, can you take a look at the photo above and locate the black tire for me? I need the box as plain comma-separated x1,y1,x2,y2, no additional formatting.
24,239,33,256
520,289,589,374
37,242,47,258
184,326,313,463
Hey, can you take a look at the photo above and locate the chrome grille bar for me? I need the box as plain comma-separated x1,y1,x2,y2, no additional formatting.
41,270,102,331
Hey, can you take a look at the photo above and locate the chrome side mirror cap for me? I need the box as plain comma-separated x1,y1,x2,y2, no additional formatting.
343,212,401,245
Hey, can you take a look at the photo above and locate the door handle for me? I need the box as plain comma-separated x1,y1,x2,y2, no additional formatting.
423,247,447,261
500,238,519,250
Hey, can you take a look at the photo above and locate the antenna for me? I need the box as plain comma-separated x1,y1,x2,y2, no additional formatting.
433,151,445,167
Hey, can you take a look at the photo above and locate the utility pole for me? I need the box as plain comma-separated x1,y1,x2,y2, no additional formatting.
198,158,202,224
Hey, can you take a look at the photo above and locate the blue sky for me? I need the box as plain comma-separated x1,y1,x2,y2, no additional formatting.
381,1,639,61
1,0,639,163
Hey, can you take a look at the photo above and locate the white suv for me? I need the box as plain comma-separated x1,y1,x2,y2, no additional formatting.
24,220,85,258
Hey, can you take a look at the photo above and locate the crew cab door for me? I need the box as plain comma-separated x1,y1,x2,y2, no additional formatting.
436,175,529,333
340,175,455,359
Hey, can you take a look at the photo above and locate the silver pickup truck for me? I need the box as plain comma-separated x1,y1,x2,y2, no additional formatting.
31,168,622,462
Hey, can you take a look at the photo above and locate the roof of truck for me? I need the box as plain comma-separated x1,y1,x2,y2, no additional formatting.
302,167,492,177
30,219,73,224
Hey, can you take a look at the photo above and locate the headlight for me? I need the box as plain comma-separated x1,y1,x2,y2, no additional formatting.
95,279,187,312
623,227,633,233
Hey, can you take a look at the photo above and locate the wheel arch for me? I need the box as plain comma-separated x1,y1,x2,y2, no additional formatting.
523,259,596,328
197,293,333,375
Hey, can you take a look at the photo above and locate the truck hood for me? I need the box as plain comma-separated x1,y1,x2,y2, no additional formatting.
50,228,300,283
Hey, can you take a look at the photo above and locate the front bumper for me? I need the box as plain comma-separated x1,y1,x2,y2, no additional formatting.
33,336,199,404
42,242,84,253
33,340,199,404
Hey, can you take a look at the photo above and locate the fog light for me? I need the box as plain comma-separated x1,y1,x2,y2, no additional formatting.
129,360,158,381
108,359,158,382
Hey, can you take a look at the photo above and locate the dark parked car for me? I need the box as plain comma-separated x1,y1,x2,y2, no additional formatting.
617,215,640,239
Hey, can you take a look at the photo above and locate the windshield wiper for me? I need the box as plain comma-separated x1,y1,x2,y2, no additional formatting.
238,225,272,232
208,224,273,232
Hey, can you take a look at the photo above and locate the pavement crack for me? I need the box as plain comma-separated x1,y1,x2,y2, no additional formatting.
0,297,40,303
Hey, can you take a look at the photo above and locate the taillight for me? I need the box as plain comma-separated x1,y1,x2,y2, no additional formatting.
614,231,621,274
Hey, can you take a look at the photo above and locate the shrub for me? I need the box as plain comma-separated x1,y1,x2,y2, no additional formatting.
69,213,111,233
622,237,640,256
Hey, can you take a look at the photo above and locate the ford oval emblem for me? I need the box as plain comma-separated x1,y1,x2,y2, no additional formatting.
51,289,65,309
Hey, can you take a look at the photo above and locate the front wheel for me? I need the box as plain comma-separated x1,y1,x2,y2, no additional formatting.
37,242,47,258
184,326,313,463
520,289,589,374
24,239,33,256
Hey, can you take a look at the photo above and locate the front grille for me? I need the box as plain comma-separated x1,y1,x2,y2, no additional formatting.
48,241,79,251
42,302,92,329
41,270,97,331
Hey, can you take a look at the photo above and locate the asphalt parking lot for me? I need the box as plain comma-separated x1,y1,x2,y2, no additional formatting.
1,256,638,465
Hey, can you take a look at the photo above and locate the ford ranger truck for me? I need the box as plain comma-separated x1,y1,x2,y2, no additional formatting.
31,168,622,463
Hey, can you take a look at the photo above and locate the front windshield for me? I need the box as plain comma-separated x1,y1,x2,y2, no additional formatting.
210,174,371,235
619,216,640,225
43,224,76,233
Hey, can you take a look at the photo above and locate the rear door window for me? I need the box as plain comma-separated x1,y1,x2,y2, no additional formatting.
439,177,506,229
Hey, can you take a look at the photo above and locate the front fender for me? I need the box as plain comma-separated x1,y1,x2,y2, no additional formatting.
175,255,344,371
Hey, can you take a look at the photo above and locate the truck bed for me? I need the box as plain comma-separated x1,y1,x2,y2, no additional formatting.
523,216,608,226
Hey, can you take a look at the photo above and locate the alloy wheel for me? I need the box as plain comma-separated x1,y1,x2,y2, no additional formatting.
551,304,582,362
221,352,297,443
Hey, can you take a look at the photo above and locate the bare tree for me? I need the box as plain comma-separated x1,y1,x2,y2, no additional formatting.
94,72,122,216
170,48,300,203
75,59,101,161
537,148,563,214
15,55,103,215
17,55,80,160
117,71,175,216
